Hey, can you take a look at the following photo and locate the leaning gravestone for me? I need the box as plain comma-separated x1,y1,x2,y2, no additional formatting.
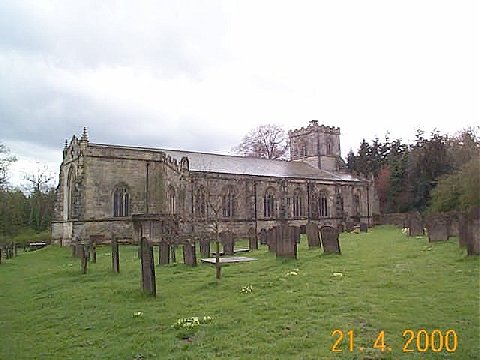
408,212,424,236
459,207,480,256
306,222,320,248
248,227,258,250
111,233,120,273
182,241,197,266
140,237,156,296
79,244,88,274
426,214,448,242
221,231,235,255
320,225,341,254
159,241,170,265
275,224,297,259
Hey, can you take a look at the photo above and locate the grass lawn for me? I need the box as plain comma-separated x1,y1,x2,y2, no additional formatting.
0,226,478,359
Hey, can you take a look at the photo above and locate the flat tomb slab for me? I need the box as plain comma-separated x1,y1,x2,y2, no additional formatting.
201,256,258,264
211,248,250,256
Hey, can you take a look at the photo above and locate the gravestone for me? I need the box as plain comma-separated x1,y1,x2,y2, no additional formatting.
345,221,355,232
359,223,368,232
266,228,276,252
447,213,459,238
275,224,297,259
74,239,83,258
111,233,120,273
306,222,320,248
292,225,301,244
159,242,170,265
408,212,424,236
221,231,235,255
320,225,341,254
248,227,258,250
0,246,2,264
459,207,480,255
199,239,211,258
79,244,88,274
426,214,448,242
259,229,267,245
140,237,156,296
170,245,177,263
183,242,197,266
300,224,307,234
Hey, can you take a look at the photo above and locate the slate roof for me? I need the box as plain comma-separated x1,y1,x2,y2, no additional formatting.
91,143,363,182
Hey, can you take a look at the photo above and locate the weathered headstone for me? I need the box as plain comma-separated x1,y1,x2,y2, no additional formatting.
79,244,88,274
159,242,170,265
266,228,276,252
300,224,307,234
359,223,368,232
140,237,156,296
320,225,341,254
183,242,197,266
259,228,267,245
248,227,258,250
345,221,355,232
459,207,480,255
111,234,120,273
426,214,449,242
275,224,297,259
221,231,235,255
199,239,211,258
292,225,301,244
74,239,83,258
306,222,320,248
447,213,459,238
408,212,424,236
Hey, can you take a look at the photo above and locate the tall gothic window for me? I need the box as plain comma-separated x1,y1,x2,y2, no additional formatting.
263,188,275,218
222,186,235,217
167,186,176,214
300,142,307,157
67,169,76,219
318,191,328,217
293,188,304,217
113,185,130,217
195,186,206,218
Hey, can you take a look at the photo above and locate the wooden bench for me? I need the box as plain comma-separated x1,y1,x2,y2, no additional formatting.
28,242,47,251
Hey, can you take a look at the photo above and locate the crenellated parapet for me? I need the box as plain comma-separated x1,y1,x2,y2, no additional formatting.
288,120,341,137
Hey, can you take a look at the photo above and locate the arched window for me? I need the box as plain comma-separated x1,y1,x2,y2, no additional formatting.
300,142,307,157
67,168,76,219
195,186,206,218
318,191,328,217
293,188,304,217
326,141,333,155
167,186,176,214
113,185,130,217
264,188,275,218
222,186,235,217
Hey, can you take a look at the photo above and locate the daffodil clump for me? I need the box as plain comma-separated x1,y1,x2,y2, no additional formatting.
172,315,213,339
284,268,300,277
241,285,253,294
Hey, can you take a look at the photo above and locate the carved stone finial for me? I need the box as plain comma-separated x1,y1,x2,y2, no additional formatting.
64,139,68,149
81,127,88,141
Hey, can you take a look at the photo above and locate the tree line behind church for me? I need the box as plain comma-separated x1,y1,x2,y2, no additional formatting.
346,128,479,214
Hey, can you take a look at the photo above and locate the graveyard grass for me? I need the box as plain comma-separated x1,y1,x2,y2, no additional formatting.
1,226,479,360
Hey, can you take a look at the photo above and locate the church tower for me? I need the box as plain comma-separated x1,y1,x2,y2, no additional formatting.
288,120,342,172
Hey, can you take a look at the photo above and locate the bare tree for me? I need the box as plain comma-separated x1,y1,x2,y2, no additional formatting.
24,165,55,231
0,143,17,190
232,124,289,160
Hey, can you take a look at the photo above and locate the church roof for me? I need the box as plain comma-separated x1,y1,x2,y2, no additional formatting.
90,143,363,182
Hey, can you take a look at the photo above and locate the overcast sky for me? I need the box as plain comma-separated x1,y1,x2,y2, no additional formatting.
1,0,478,187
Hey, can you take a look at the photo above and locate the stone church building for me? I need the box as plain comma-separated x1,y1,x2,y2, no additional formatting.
52,120,378,245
